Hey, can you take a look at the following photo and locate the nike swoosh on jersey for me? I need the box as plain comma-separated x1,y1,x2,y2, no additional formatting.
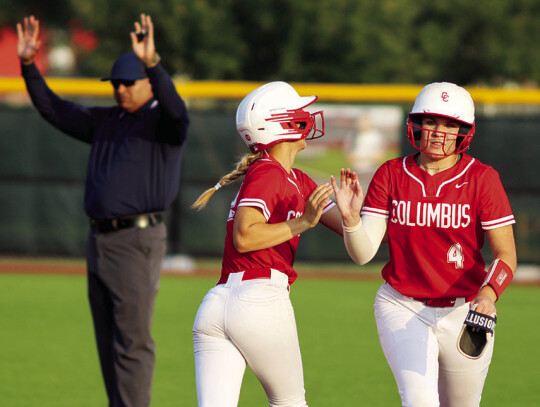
456,182,469,188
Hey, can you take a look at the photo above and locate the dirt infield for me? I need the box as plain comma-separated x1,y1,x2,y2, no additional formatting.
0,257,382,281
1,257,538,285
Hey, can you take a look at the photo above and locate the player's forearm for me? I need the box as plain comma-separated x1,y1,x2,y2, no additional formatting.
343,215,387,265
320,206,344,236
476,285,497,303
342,211,361,228
233,217,312,253
491,250,517,276
487,225,517,273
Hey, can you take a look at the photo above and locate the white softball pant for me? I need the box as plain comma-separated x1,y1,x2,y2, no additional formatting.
374,283,494,407
193,270,308,407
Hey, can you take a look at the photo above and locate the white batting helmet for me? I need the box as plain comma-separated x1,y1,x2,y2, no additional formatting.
406,82,476,155
236,81,324,153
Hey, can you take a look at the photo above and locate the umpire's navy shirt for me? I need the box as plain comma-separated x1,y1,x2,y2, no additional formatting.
21,62,189,220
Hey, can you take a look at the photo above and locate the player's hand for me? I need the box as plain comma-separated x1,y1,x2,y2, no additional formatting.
471,295,496,315
471,285,497,314
301,183,333,229
331,168,363,227
17,16,41,65
131,13,158,67
470,286,497,331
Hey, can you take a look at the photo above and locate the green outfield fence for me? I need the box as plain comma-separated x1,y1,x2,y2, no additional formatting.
1,79,539,263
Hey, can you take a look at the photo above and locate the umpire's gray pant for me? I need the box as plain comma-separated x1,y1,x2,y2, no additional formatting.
86,222,166,407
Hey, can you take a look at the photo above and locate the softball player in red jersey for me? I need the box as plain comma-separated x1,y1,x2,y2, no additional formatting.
191,81,343,407
331,82,517,407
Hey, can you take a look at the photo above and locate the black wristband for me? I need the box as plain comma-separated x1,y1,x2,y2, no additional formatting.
463,309,497,334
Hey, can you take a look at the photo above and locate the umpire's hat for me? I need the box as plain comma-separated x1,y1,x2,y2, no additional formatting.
101,52,147,81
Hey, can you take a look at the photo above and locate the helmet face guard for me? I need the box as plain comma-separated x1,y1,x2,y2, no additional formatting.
406,82,475,156
266,109,325,142
407,114,474,156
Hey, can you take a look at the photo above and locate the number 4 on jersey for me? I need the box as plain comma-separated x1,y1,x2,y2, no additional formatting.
447,243,464,269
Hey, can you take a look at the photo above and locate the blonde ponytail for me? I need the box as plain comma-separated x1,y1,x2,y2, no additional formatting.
191,151,264,211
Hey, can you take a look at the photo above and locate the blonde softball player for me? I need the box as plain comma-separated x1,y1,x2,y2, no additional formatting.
191,82,343,407
331,82,517,407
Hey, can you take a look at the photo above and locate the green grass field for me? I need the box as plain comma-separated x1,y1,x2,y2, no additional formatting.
0,271,538,406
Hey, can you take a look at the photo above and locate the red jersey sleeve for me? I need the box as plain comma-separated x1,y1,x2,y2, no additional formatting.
237,163,285,220
362,161,392,218
477,166,515,230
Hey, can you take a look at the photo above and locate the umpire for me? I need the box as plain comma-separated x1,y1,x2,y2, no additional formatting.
17,14,189,407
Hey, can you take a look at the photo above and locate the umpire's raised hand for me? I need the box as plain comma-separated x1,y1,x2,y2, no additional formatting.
131,13,160,68
17,15,41,65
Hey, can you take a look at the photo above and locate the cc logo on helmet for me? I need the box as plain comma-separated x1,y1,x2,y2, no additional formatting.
244,134,251,141
441,92,449,102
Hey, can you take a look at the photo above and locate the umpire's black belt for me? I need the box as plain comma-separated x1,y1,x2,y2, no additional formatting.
90,213,163,234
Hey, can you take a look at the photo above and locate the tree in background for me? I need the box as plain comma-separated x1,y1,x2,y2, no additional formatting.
1,0,538,85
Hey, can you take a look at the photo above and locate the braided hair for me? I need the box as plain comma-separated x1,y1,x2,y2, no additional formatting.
191,151,264,211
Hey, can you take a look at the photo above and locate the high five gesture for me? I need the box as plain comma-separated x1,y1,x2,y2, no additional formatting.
330,168,363,228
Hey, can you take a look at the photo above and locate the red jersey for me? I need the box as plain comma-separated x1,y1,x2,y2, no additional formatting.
219,152,335,285
362,153,515,299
